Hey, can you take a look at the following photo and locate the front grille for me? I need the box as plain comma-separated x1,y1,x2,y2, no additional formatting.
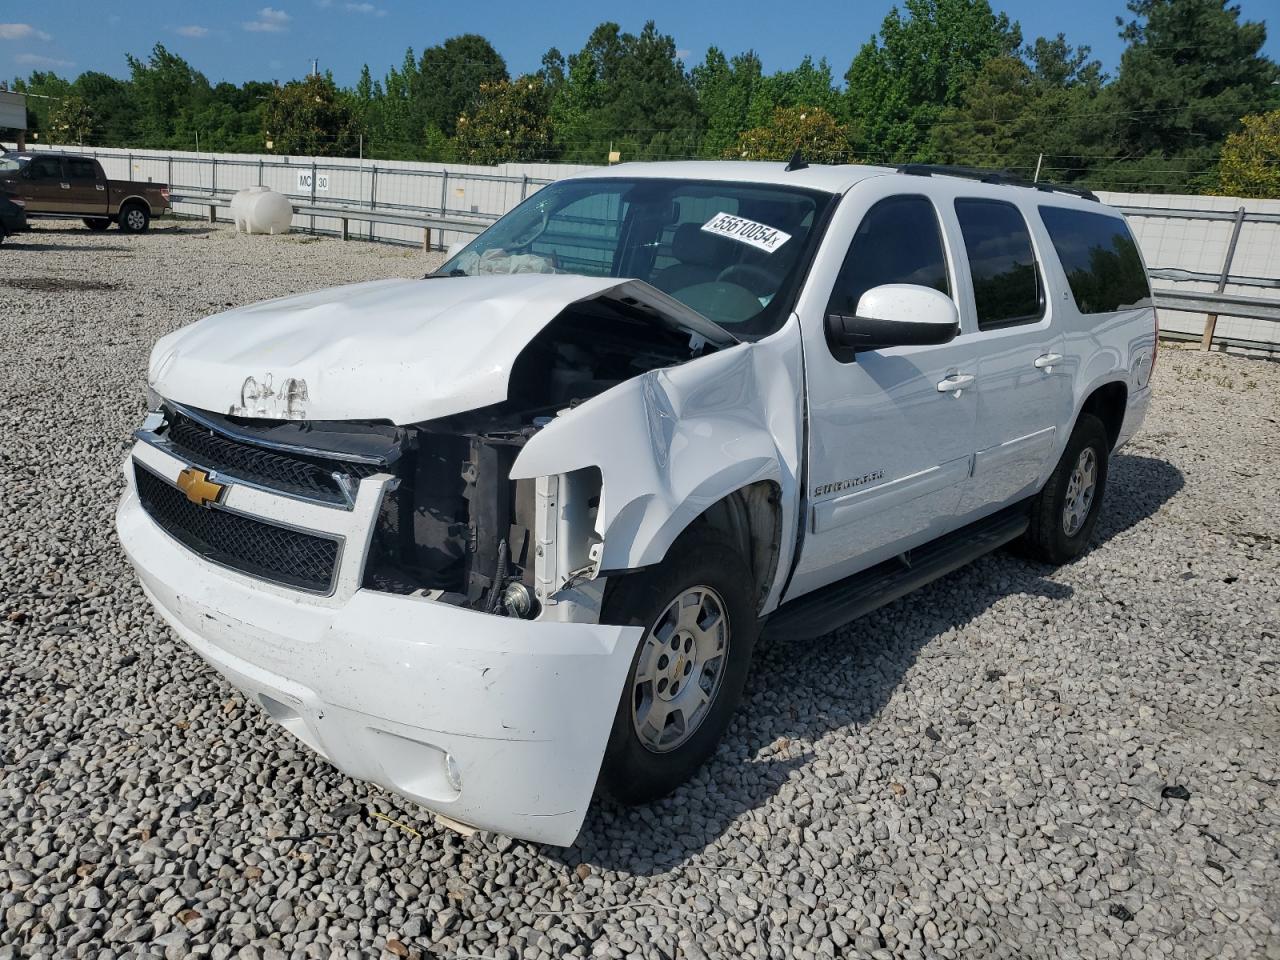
134,463,341,593
164,410,382,505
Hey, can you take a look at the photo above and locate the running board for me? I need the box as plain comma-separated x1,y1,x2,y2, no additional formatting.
765,505,1030,641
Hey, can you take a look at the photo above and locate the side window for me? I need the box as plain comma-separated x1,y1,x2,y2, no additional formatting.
1038,206,1151,314
826,195,950,318
65,158,97,181
28,157,63,180
954,199,1044,330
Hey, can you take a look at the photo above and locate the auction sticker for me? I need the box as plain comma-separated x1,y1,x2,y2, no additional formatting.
701,212,792,253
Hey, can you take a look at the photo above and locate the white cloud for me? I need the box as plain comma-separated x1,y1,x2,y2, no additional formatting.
243,7,290,32
175,25,209,37
15,52,74,67
344,3,385,14
0,23,52,41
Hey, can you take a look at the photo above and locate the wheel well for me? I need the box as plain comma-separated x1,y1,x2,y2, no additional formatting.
1080,381,1128,450
119,197,150,214
692,481,782,614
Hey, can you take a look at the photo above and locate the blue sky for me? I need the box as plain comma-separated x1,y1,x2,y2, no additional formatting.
2,0,1276,86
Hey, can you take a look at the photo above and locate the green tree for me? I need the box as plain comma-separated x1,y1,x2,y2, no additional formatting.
1101,0,1279,191
1217,109,1280,197
844,0,1022,163
692,48,763,158
48,94,93,145
750,56,841,126
72,71,140,145
416,35,508,138
930,49,1104,181
455,76,553,163
550,21,702,162
126,44,211,148
728,105,852,163
262,73,361,157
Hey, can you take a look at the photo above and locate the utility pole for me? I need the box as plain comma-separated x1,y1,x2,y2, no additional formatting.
1033,153,1043,183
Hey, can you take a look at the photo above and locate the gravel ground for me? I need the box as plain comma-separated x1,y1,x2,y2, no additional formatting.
1,220,1278,960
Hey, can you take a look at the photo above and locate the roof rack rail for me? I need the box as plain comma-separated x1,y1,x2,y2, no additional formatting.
896,163,1099,202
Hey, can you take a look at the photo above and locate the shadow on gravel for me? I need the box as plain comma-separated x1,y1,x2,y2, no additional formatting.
559,453,1184,874
2,241,131,254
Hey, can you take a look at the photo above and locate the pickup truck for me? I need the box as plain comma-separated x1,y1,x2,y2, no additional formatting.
117,160,1156,845
0,151,169,232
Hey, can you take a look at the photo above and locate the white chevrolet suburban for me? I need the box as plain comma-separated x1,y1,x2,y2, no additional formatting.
117,161,1156,845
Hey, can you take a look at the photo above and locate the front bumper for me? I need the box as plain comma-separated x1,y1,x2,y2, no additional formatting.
116,455,642,846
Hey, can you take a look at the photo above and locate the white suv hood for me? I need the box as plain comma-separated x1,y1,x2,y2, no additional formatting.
148,273,736,425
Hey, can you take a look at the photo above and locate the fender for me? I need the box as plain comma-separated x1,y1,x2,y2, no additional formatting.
511,319,806,614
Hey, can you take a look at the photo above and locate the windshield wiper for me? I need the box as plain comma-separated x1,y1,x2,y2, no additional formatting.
423,269,469,279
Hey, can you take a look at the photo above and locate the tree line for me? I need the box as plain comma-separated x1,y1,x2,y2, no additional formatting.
5,0,1279,196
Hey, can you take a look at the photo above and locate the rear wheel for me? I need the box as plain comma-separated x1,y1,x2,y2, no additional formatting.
1021,413,1110,565
84,217,111,231
118,203,149,233
598,529,758,805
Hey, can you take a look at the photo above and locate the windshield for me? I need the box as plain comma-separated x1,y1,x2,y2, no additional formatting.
437,177,836,338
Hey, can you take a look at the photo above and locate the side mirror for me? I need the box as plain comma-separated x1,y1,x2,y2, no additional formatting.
825,284,959,354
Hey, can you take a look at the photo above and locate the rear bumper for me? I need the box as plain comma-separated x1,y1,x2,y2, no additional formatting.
1115,383,1153,450
116,477,642,846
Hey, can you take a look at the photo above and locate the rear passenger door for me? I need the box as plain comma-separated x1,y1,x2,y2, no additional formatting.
64,157,107,216
951,198,1071,519
787,190,980,600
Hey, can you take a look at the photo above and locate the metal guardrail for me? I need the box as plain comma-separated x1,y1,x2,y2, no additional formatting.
170,191,490,250
1151,289,1280,324
1119,204,1280,351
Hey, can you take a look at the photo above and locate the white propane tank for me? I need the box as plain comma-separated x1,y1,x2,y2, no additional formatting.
231,186,294,235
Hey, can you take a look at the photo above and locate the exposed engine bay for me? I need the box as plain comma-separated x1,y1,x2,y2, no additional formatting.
155,294,719,618
364,298,716,612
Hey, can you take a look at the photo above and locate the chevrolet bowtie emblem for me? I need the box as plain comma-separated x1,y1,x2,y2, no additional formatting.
176,467,226,508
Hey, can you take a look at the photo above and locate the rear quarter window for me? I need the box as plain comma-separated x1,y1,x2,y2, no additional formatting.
1038,206,1151,314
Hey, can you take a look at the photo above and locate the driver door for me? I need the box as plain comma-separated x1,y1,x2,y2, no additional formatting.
21,156,68,214
785,188,980,600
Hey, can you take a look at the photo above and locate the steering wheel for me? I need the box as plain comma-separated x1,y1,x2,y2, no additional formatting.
716,263,782,296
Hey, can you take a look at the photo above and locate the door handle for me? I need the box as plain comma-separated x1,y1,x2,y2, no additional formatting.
95,184,105,191
60,182,71,189
1034,353,1063,370
937,373,975,395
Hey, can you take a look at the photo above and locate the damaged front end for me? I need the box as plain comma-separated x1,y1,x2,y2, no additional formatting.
119,275,791,844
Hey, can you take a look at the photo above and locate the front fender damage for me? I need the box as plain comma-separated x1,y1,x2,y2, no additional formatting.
511,325,804,615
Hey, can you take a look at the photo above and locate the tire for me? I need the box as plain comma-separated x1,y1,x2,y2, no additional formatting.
84,217,111,231
118,203,150,233
1021,413,1110,565
598,527,758,805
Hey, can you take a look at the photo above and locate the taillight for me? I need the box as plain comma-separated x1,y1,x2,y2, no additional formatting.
161,187,170,201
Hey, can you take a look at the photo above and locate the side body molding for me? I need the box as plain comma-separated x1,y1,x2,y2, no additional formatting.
510,320,806,615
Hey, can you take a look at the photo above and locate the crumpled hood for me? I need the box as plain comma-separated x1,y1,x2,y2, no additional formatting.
148,273,735,425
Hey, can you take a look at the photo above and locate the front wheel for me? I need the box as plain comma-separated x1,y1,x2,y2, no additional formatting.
118,204,149,233
598,529,758,805
1021,413,1110,565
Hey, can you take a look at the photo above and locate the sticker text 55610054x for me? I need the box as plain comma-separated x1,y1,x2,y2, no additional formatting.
701,212,792,254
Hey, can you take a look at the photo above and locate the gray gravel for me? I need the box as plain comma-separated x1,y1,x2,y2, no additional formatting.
2,220,1278,960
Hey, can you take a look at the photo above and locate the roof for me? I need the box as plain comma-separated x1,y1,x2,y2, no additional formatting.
564,160,896,194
